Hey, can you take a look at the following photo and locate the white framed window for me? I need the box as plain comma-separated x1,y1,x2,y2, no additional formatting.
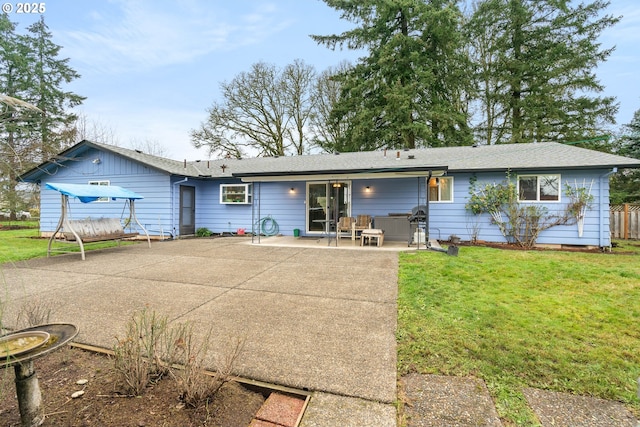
88,180,110,202
220,183,252,204
517,175,560,202
428,177,453,202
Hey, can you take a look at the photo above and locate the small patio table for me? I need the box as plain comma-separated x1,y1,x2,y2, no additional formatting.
360,229,384,247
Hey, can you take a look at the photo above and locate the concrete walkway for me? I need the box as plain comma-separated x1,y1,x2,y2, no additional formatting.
1,238,398,426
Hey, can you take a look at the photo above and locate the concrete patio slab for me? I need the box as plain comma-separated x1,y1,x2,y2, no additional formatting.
118,255,276,287
523,388,638,427
13,250,177,276
300,392,396,427
400,373,503,427
0,268,103,301
180,288,396,402
238,261,398,302
3,275,229,348
1,237,398,410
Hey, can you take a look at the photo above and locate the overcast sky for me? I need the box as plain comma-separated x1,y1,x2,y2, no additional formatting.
6,0,639,160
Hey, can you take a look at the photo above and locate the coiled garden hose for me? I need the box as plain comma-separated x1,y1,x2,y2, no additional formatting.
259,215,279,236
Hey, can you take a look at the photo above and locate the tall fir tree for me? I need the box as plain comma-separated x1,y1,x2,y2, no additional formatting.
313,0,473,152
610,109,640,204
23,16,84,161
617,109,640,159
0,14,84,218
1,13,33,218
467,0,619,144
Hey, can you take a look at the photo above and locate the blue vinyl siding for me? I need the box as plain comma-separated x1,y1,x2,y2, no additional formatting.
39,147,172,237
448,170,610,247
215,171,610,247
34,145,613,247
193,181,306,236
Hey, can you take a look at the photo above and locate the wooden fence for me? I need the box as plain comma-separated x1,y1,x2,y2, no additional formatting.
610,204,640,239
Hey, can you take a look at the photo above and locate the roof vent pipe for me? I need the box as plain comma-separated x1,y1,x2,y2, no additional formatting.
396,151,400,160
183,159,186,168
384,148,387,157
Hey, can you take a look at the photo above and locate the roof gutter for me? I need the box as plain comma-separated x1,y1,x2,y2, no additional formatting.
234,166,448,183
446,163,640,174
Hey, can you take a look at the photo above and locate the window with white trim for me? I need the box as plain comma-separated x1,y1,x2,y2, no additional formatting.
88,180,110,202
428,177,453,202
517,175,560,202
220,183,252,204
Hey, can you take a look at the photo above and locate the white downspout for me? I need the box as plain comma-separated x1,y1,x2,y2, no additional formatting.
172,177,188,238
598,168,617,248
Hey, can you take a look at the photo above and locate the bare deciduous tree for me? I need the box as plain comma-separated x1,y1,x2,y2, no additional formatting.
191,60,318,158
310,61,352,152
65,113,119,146
129,138,168,157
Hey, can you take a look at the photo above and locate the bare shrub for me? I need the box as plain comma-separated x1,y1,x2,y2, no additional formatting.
156,319,191,370
214,336,245,381
113,308,169,395
113,331,149,396
112,308,246,404
172,326,216,408
174,333,246,408
131,308,171,379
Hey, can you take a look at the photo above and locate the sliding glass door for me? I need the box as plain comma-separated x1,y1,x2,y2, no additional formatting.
306,181,350,233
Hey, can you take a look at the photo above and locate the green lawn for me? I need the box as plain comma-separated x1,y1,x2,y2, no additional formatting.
398,244,640,426
3,224,638,425
0,221,131,263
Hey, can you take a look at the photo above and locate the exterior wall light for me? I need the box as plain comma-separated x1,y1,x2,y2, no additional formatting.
290,187,295,193
365,186,371,192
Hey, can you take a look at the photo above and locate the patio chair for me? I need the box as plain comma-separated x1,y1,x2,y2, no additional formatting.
352,214,372,240
337,216,355,240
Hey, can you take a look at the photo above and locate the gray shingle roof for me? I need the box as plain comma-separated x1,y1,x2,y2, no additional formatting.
20,140,640,183
189,142,640,179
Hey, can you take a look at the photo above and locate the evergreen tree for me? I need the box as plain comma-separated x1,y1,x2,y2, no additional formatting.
617,110,640,159
610,109,640,204
0,14,84,219
312,0,473,151
0,13,33,218
467,0,619,144
23,16,84,161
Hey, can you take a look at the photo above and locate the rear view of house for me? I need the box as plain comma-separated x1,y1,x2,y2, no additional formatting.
19,140,640,249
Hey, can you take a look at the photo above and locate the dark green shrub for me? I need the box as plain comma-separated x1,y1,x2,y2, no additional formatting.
195,227,212,237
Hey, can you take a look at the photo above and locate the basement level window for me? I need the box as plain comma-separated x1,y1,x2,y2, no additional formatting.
220,184,252,204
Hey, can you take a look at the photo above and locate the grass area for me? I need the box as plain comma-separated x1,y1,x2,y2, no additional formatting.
0,221,131,263
612,239,640,255
397,243,640,426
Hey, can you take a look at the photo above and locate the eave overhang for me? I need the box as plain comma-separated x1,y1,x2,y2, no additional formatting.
233,165,449,182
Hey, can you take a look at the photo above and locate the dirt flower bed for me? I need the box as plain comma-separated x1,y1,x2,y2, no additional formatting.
455,240,638,254
0,346,264,426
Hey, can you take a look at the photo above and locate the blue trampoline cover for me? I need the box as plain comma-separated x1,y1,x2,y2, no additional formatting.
45,183,144,203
